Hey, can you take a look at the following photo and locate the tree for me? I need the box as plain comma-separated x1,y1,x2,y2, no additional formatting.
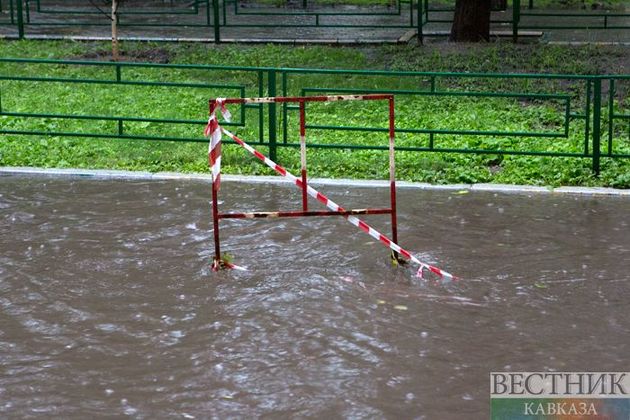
449,0,491,42
89,0,123,60
111,0,120,60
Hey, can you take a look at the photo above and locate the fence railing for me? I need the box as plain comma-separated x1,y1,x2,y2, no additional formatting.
421,0,629,39
2,0,420,42
0,58,628,174
2,0,628,42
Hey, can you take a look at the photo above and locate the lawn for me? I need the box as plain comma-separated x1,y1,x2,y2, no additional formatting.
0,40,628,187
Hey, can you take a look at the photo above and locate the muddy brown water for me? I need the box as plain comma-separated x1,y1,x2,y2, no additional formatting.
1,174,629,418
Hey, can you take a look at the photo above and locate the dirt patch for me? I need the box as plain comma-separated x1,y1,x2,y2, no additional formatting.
70,47,172,63
386,42,629,75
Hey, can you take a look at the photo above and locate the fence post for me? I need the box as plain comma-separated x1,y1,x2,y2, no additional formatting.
512,0,520,43
16,0,24,39
212,0,220,43
268,69,278,162
608,78,614,155
417,0,423,45
592,78,602,176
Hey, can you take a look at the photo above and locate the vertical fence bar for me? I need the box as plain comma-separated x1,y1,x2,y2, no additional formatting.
268,69,278,161
417,0,423,45
592,78,602,175
608,78,614,156
512,0,520,43
564,99,570,137
584,79,591,155
258,70,264,143
282,71,288,143
16,0,24,39
299,101,308,211
424,0,428,22
212,0,220,43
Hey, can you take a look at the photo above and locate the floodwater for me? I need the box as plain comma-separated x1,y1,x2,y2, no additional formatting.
1,174,629,418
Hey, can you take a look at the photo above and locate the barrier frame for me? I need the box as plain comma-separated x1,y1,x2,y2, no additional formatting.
210,93,401,268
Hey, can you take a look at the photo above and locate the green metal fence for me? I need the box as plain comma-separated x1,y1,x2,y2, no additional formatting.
3,0,628,42
0,58,627,174
224,0,415,29
5,0,421,42
0,0,23,38
24,0,214,28
519,10,629,31
522,0,629,30
421,0,629,39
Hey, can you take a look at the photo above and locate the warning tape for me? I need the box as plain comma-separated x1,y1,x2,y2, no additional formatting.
204,98,231,192
220,127,456,282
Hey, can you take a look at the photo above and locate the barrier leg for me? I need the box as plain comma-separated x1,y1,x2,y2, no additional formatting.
211,177,222,270
389,97,405,264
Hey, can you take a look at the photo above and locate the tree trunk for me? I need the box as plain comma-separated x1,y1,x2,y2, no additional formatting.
449,0,492,42
111,0,119,61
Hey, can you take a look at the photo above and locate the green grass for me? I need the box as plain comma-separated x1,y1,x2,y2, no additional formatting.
0,40,628,188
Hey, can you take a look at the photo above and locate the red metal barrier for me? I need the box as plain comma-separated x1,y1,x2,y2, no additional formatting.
206,94,455,281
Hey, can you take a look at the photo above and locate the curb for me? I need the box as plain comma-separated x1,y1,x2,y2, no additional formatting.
0,34,403,45
2,167,629,197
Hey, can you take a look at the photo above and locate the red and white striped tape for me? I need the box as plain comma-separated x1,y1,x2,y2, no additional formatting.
204,98,231,191
220,126,456,282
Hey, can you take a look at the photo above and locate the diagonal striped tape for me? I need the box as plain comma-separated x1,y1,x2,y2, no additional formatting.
221,127,456,282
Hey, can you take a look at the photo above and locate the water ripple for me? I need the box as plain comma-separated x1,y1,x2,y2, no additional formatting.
0,176,628,418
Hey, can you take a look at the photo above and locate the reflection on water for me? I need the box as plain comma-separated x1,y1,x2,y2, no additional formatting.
1,175,629,418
